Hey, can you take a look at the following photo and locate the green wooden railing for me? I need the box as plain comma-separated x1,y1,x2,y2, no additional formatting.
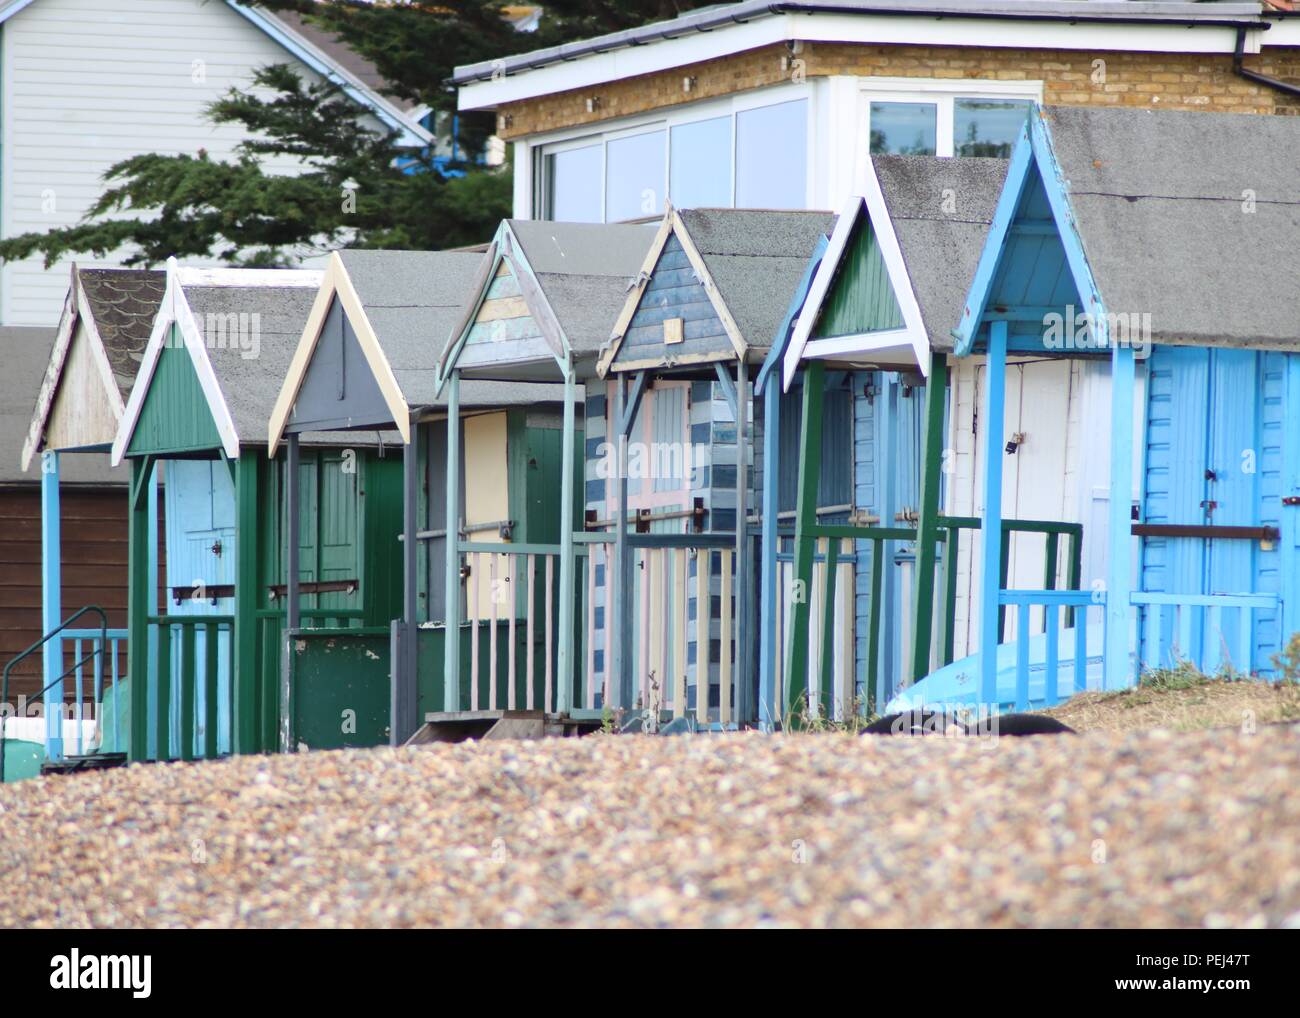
785,516,1083,718
146,614,234,762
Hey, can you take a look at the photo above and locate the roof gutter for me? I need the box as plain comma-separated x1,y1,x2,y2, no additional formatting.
1234,23,1300,95
453,2,1271,85
768,1,1269,30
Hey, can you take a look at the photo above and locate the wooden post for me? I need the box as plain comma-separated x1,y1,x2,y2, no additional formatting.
784,360,824,724
40,450,63,761
909,353,948,686
556,365,577,713
758,374,780,729
610,378,627,710
127,457,152,763
443,372,461,713
284,433,300,752
1106,342,1136,690
394,413,419,745
231,453,263,754
978,322,1008,707
733,360,750,724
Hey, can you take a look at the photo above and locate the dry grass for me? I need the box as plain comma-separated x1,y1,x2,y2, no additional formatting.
1040,671,1300,734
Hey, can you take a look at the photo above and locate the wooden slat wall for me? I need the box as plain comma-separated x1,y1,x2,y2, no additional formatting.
0,486,166,703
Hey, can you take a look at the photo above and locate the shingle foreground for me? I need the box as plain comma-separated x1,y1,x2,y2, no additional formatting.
2,728,1298,928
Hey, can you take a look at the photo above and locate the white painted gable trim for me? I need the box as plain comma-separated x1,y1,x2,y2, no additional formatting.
781,168,930,391
596,206,746,377
113,259,248,466
20,282,78,472
20,269,130,470
267,252,411,456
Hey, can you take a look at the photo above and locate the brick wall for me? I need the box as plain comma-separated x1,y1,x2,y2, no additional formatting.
496,42,1300,140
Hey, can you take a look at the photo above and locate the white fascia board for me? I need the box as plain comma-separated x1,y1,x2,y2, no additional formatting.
174,267,323,288
459,14,1261,111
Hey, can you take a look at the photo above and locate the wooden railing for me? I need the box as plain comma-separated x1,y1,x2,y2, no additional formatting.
1132,590,1279,676
146,614,234,761
61,627,128,756
455,540,589,715
995,589,1101,709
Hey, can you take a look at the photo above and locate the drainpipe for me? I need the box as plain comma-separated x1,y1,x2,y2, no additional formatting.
1234,25,1300,98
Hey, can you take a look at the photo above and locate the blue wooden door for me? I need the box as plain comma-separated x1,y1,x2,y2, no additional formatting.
162,459,236,754
1139,347,1284,674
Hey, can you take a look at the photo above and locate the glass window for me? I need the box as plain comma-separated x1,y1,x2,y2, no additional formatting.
670,116,732,209
735,99,807,208
869,102,938,156
545,144,602,222
605,130,666,222
954,99,1033,157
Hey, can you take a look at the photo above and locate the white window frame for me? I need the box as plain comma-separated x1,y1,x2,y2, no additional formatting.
527,81,816,221
860,77,1044,158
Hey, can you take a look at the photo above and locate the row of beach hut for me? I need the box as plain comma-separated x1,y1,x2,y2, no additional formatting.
6,103,1296,774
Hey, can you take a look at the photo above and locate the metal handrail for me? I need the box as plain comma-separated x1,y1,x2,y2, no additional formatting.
1,606,109,783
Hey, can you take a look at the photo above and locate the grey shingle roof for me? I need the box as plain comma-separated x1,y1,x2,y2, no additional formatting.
185,284,321,445
872,155,1008,352
76,268,166,400
677,208,836,357
1042,104,1300,349
507,220,659,355
338,248,569,409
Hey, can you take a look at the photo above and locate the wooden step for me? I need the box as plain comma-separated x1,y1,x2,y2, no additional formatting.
404,710,600,746
40,752,128,776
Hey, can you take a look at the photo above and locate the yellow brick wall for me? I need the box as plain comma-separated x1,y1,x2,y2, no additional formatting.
495,42,1300,140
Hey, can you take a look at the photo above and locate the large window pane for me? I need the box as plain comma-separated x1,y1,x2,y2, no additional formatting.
735,99,807,209
869,102,937,156
954,99,1033,157
670,116,732,209
605,130,666,222
545,144,602,222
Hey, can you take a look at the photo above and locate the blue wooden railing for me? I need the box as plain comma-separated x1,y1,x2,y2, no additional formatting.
1132,591,1279,676
995,588,1100,710
2,607,127,781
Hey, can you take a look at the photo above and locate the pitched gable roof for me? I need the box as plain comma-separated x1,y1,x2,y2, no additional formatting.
873,155,1007,352
21,266,165,471
782,156,1005,388
437,219,656,385
602,206,834,376
1041,104,1298,349
113,263,323,465
956,105,1300,356
508,219,660,356
270,248,566,454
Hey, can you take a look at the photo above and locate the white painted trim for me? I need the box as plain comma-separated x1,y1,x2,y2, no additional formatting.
75,282,127,421
781,161,930,390
174,267,322,288
20,281,77,471
173,280,242,462
459,13,1261,111
20,268,134,469
112,264,183,466
116,260,322,464
597,206,746,376
266,252,411,455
